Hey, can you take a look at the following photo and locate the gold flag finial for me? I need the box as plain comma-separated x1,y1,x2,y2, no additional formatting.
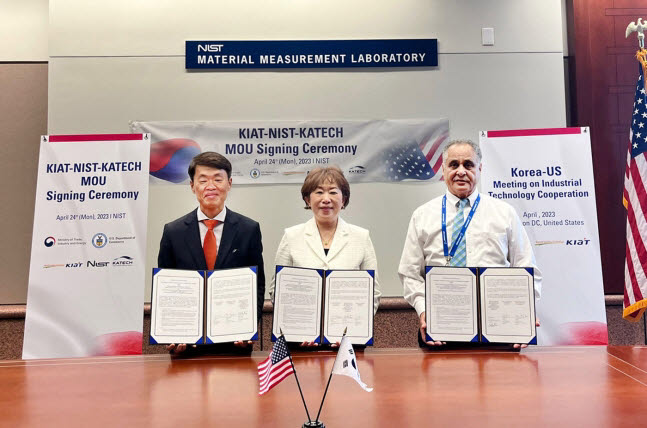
637,49,647,91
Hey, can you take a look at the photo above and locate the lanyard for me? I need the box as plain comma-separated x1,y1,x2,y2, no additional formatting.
441,194,480,265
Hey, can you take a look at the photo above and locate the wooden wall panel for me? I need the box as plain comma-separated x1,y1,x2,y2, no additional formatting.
569,0,647,294
0,63,48,303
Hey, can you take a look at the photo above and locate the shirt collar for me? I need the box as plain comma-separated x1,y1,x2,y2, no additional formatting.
197,206,227,222
445,189,479,208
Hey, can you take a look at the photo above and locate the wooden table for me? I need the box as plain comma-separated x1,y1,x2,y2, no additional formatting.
1,346,645,427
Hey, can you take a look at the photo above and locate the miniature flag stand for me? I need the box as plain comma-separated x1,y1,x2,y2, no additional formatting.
259,327,372,428
258,329,312,423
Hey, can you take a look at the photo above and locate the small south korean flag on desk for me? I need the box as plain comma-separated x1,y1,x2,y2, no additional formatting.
332,336,373,392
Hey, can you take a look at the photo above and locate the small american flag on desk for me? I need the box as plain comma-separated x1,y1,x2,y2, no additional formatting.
257,335,294,395
623,50,647,321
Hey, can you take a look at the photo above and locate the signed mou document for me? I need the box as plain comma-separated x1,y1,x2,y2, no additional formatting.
323,270,374,345
425,266,536,345
150,269,204,345
425,266,479,343
150,267,258,345
272,266,323,343
206,267,258,344
479,267,536,345
272,267,375,345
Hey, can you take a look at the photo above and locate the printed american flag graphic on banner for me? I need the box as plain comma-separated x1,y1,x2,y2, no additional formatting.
380,127,449,181
623,50,647,321
258,335,294,395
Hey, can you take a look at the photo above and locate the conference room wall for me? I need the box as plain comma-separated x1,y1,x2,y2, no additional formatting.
0,0,48,304
0,0,47,61
46,0,566,301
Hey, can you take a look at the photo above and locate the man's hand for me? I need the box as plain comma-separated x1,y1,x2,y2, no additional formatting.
513,317,541,349
233,341,253,348
166,343,187,355
299,341,320,347
420,312,445,346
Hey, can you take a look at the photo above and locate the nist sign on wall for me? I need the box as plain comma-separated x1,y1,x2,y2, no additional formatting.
185,39,438,69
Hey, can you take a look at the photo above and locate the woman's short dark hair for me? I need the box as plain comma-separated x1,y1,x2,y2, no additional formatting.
188,152,232,181
300,166,350,209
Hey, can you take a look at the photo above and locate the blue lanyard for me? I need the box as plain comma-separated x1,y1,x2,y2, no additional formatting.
441,194,480,265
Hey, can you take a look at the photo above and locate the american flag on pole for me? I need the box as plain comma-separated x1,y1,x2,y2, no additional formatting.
623,50,647,321
258,335,294,395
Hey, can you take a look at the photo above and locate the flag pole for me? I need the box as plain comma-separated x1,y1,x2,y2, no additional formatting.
280,328,312,423
314,327,347,423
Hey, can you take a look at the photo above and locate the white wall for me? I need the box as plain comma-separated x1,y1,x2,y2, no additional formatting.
48,0,566,300
0,0,48,61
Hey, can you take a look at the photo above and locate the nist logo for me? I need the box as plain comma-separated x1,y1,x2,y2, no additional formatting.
566,239,590,246
197,44,224,52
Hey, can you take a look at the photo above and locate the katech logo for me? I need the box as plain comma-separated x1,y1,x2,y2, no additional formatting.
566,239,590,246
348,165,366,174
92,233,108,248
87,260,109,268
44,237,56,247
112,256,134,266
197,43,224,52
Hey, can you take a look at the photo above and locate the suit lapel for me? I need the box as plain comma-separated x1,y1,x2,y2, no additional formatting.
215,209,239,269
184,209,207,270
326,217,349,262
304,218,327,265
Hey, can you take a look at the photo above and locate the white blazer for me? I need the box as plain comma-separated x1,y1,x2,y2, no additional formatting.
270,217,381,313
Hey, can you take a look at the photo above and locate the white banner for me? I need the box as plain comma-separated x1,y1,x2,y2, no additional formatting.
480,128,607,345
23,134,150,358
130,119,449,184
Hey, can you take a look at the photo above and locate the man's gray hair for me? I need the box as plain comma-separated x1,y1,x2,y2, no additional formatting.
442,139,482,163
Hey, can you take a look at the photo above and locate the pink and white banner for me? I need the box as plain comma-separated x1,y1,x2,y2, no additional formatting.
23,134,150,358
480,127,607,345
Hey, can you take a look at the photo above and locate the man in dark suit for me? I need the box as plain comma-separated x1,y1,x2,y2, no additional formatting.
157,151,265,355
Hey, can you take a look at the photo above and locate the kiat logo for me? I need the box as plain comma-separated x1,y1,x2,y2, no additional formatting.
113,256,134,266
92,233,108,248
566,239,590,246
44,237,56,247
348,165,366,174
66,262,83,268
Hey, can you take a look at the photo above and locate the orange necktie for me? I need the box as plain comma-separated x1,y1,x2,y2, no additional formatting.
203,219,218,270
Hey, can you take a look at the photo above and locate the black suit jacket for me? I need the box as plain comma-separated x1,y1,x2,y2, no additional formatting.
158,207,265,321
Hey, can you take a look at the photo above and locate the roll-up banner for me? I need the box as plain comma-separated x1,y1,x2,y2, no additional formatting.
130,119,449,185
480,127,608,345
23,134,151,358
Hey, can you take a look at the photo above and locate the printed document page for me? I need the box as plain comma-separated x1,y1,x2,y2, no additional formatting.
272,266,323,343
425,266,478,342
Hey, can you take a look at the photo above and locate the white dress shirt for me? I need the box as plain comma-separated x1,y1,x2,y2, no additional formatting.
196,206,227,248
270,217,381,314
399,190,542,316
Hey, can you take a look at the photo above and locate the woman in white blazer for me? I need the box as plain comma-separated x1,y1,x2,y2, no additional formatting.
269,166,381,345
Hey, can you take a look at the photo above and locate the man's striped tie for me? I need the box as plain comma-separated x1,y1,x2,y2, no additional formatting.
449,199,468,267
